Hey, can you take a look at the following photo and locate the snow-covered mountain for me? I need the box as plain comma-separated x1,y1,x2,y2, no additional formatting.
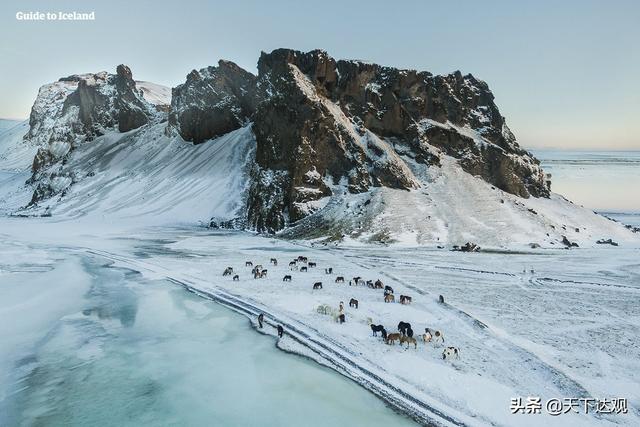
0,49,636,248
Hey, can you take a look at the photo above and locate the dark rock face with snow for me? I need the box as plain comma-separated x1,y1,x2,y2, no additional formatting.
22,49,550,236
170,48,548,232
26,65,167,204
167,60,259,143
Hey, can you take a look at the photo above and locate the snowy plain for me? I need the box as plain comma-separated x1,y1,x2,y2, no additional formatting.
0,219,638,426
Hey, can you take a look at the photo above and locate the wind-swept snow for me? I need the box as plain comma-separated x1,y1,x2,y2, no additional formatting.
21,124,256,224
137,81,171,107
0,120,36,215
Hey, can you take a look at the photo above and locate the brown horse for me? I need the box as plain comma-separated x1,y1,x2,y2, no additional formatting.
400,335,417,349
384,294,395,303
385,333,401,345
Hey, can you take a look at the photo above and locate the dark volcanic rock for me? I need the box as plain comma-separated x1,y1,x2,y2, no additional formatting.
561,235,579,248
596,238,619,246
167,60,259,144
64,65,153,138
166,48,550,232
249,49,419,226
452,242,481,252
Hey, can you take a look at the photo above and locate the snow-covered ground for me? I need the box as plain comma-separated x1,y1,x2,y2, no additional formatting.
1,220,637,426
0,230,415,427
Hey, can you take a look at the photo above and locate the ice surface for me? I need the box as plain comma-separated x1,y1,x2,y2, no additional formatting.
533,150,640,212
0,235,415,427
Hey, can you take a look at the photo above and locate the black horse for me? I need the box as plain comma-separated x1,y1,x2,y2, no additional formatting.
370,324,385,336
398,321,411,336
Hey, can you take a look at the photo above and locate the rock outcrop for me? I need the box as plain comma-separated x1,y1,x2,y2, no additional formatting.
167,60,259,143
170,48,548,232
25,65,167,205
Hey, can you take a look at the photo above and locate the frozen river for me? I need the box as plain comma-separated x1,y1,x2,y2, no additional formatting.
0,235,416,426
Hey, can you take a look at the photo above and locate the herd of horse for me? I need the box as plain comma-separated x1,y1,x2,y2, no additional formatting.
222,255,461,361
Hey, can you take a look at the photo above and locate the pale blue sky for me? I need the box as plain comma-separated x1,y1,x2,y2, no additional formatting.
1,0,638,149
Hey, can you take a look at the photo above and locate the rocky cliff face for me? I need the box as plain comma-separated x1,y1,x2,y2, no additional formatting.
26,65,168,204
169,49,548,232
167,60,259,143
21,49,549,235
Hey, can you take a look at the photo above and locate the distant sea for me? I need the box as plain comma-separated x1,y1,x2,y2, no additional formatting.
531,150,640,228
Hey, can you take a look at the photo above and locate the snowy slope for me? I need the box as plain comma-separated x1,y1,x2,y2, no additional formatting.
0,119,21,133
0,120,32,171
136,81,171,107
0,122,635,246
0,116,635,248
282,155,638,248
19,124,255,224
0,120,37,215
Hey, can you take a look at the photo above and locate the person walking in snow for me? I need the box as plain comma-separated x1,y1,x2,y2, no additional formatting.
258,313,264,329
277,324,284,338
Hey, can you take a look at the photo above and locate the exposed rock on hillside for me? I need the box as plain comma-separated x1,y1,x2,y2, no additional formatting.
21,49,551,237
25,65,168,204
167,60,259,143
169,48,548,231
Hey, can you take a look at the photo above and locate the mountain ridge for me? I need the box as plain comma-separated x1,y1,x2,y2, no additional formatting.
1,48,635,247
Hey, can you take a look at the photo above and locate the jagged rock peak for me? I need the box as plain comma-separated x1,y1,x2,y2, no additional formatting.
25,64,167,205
167,60,260,143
